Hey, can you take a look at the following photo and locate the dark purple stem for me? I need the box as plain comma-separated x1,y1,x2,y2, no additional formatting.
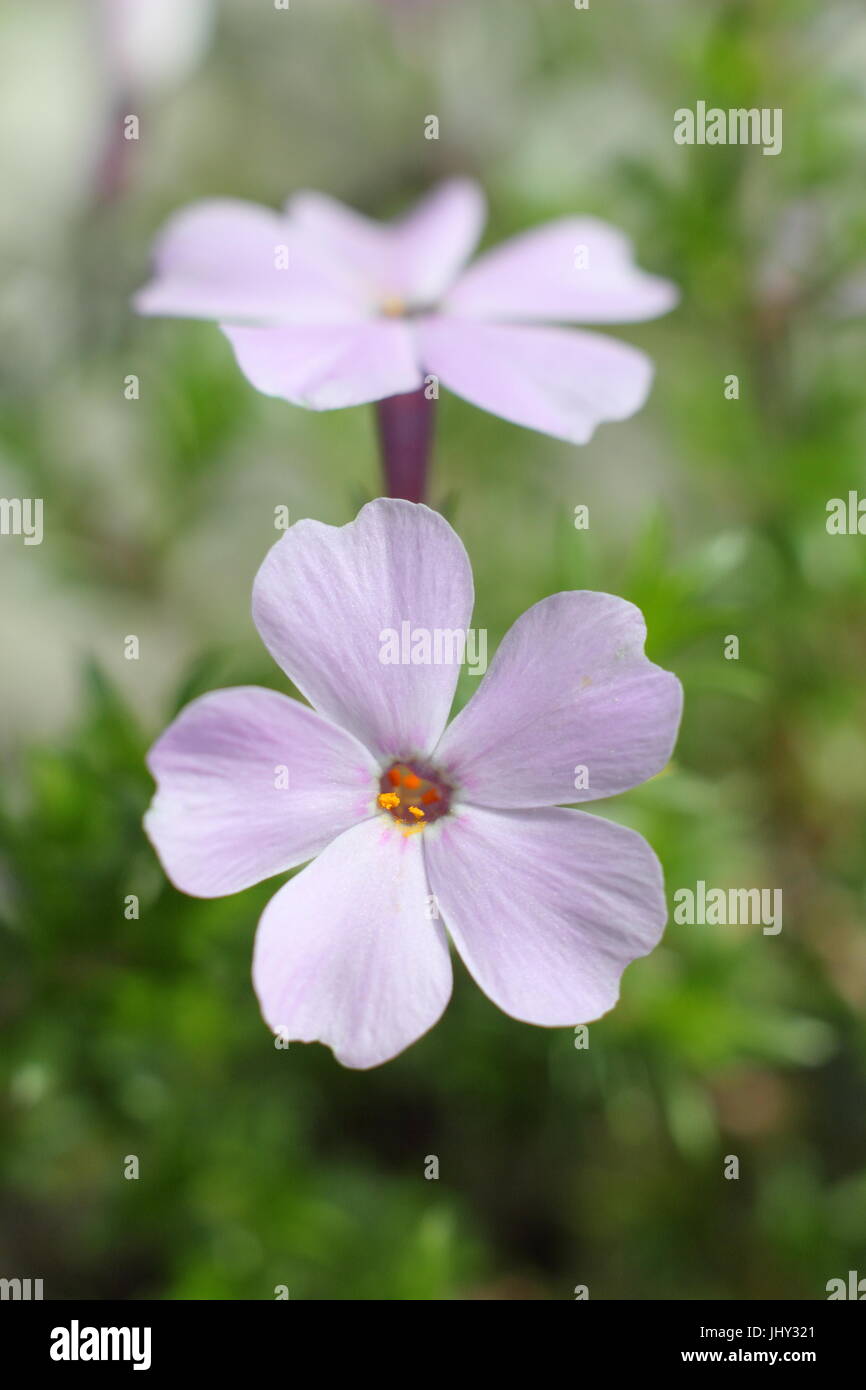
93,96,136,206
375,387,436,503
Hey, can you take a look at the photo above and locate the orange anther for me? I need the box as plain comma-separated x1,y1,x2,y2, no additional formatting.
421,788,440,804
387,767,402,786
403,772,421,790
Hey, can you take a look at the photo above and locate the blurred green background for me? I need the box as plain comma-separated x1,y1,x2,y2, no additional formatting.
2,0,866,1300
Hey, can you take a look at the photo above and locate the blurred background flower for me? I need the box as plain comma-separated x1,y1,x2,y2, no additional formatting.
92,0,215,200
134,179,676,454
97,0,214,99
1,0,865,1300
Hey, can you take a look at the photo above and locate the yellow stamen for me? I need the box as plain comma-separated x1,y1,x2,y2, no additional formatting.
378,761,451,830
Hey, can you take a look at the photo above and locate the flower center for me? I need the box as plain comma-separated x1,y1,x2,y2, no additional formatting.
377,760,452,833
380,293,407,318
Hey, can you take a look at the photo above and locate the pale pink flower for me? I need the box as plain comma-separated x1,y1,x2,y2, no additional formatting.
135,180,678,444
145,500,682,1068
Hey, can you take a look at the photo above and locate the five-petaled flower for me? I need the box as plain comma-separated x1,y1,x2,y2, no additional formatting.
135,179,678,445
145,499,683,1068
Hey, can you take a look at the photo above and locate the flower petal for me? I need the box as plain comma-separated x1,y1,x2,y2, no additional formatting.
443,217,678,324
417,316,654,444
391,178,486,308
288,179,486,310
221,319,422,409
425,804,666,1026
133,198,366,324
253,818,452,1068
435,592,682,808
253,499,474,761
145,686,378,897
286,189,395,304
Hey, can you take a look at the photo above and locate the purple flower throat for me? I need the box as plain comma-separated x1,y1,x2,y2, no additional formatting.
377,759,454,829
